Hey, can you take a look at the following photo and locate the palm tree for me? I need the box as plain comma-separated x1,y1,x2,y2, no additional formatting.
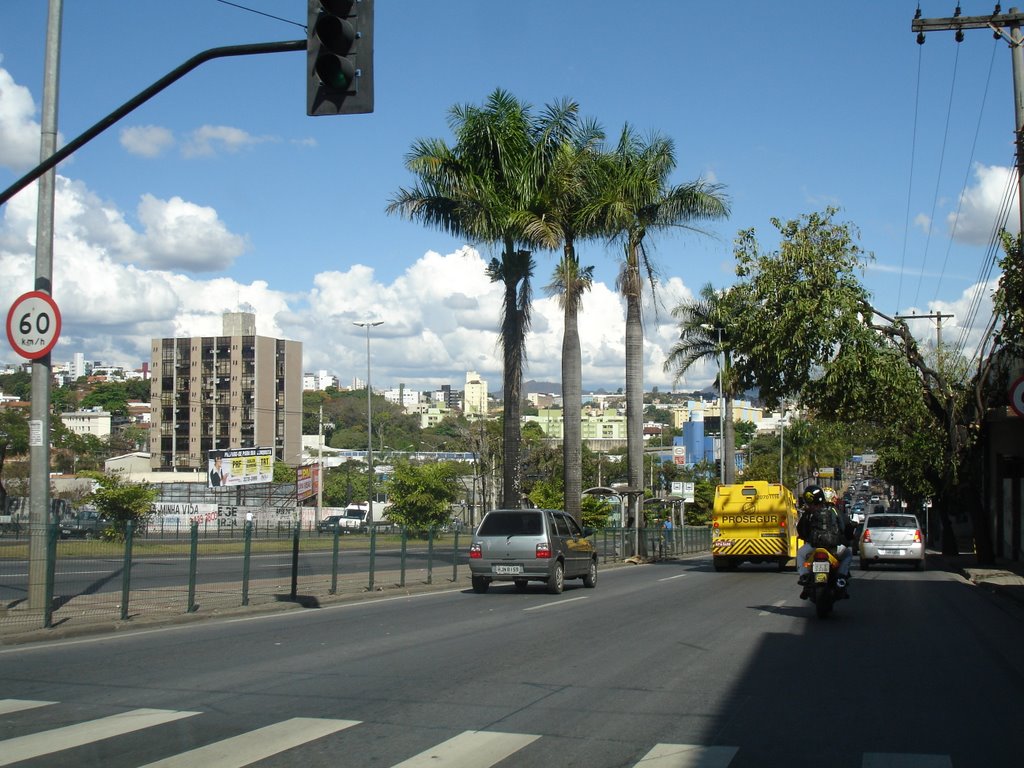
664,283,740,483
387,90,577,508
587,126,729,551
529,110,604,523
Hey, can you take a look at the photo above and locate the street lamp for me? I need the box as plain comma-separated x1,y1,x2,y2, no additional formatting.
354,320,383,522
701,324,725,484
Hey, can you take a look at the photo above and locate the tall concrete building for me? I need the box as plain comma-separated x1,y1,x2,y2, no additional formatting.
149,313,303,472
464,371,488,419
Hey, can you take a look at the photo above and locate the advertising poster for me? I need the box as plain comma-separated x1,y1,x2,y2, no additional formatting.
208,447,275,488
296,465,320,501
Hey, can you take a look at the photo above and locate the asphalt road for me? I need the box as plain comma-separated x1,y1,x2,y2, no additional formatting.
2,555,1022,767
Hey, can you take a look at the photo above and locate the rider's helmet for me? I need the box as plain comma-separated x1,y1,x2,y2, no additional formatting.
802,485,826,505
823,487,837,503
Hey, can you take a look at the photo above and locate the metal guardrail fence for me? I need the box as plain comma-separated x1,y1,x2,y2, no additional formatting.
0,524,711,635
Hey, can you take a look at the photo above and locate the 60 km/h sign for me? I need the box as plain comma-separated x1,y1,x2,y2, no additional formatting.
6,290,62,360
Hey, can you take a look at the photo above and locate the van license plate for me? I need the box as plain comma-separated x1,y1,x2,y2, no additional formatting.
493,565,523,575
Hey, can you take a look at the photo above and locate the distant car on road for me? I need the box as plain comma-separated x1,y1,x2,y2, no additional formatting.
859,513,924,570
316,514,366,534
60,511,110,540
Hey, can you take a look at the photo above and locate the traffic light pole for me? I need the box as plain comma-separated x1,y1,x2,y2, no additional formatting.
0,39,306,208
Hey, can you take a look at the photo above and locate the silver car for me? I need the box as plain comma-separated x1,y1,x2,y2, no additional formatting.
468,508,597,594
859,513,924,570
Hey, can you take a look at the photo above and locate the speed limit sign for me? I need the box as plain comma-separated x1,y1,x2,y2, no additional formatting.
1010,375,1024,418
6,291,62,360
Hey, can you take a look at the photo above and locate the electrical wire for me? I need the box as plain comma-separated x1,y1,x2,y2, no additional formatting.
914,43,962,308
898,44,925,313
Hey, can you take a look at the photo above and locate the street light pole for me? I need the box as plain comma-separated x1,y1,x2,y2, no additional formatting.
354,320,383,522
701,323,725,484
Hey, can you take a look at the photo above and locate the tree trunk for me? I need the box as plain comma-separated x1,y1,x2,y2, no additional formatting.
501,280,523,509
562,300,583,523
625,288,646,558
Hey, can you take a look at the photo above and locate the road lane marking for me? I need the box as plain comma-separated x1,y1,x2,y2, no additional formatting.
522,596,589,611
658,574,688,582
637,743,738,767
0,699,55,715
391,730,539,767
0,708,200,766
137,717,360,768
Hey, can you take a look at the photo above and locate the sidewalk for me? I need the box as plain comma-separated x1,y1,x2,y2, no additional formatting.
930,551,1024,606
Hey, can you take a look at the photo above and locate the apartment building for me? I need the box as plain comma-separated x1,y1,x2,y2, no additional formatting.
148,313,303,472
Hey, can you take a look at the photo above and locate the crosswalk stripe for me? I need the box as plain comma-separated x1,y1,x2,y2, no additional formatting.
391,729,540,767
0,707,199,766
0,699,55,716
863,754,953,767
637,743,739,768
138,717,360,768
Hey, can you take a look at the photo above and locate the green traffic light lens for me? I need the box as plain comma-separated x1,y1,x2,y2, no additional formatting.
315,55,355,91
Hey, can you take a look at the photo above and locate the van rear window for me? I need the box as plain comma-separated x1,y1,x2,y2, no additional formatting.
478,512,543,536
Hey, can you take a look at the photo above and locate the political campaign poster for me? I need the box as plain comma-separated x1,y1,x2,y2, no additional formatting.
208,447,275,488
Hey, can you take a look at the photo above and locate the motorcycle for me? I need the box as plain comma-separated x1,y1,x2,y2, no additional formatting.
802,547,848,618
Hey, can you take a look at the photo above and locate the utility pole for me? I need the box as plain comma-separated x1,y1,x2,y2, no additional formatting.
913,5,1024,239
895,311,956,366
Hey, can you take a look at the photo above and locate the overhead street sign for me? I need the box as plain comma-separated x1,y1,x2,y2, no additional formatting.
6,291,61,360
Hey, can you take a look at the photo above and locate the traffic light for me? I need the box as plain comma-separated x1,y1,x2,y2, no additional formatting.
306,0,374,116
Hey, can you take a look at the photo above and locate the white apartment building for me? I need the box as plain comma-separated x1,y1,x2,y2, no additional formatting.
464,371,488,418
61,407,112,439
303,370,340,391
384,386,421,409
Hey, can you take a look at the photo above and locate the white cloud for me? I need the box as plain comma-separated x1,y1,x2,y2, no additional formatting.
134,194,248,271
948,164,1018,245
181,125,272,158
120,125,176,158
0,61,42,172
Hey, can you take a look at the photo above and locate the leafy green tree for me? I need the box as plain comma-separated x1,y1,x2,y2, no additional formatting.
384,461,461,529
322,463,368,508
586,125,729,551
0,371,31,400
82,472,158,540
273,462,296,483
80,382,132,417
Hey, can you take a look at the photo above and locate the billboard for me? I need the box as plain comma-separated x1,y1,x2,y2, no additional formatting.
296,464,320,501
208,447,274,488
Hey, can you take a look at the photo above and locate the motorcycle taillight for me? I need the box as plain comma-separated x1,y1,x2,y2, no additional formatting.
813,550,830,561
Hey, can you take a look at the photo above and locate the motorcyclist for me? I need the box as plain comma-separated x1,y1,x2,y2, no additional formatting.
796,484,854,600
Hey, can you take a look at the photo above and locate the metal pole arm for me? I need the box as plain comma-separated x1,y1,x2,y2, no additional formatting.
0,39,306,207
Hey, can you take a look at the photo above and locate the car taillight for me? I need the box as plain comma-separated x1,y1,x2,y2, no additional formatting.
536,542,552,558
913,529,922,543
862,529,872,543
469,543,482,559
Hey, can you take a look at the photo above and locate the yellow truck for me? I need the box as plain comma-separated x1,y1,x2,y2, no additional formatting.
710,481,798,571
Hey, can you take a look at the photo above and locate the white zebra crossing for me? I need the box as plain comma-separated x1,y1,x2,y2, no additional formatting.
0,707,199,766
138,717,361,768
0,699,958,767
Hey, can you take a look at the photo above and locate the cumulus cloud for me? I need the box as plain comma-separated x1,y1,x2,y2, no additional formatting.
948,164,1018,245
120,125,176,158
0,60,43,171
134,194,248,271
181,125,273,158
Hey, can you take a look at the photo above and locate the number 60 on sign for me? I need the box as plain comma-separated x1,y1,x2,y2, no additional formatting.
6,290,62,360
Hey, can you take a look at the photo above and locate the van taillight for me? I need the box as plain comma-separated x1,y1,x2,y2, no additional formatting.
862,529,872,543
469,543,482,559
536,542,552,558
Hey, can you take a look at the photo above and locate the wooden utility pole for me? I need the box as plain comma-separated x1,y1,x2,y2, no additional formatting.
913,6,1024,238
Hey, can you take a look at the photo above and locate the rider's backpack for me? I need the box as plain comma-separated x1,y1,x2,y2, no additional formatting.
805,507,841,550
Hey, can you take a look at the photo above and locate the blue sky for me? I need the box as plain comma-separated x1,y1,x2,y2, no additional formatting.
0,1,1015,394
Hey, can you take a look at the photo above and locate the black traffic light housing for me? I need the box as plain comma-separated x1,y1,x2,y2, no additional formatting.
306,0,374,116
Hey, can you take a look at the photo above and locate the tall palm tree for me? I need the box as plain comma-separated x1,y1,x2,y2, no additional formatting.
387,90,577,508
663,283,740,483
529,109,604,522
587,126,730,550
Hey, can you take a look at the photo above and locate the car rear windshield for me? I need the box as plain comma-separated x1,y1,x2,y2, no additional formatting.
478,512,543,536
867,515,918,529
